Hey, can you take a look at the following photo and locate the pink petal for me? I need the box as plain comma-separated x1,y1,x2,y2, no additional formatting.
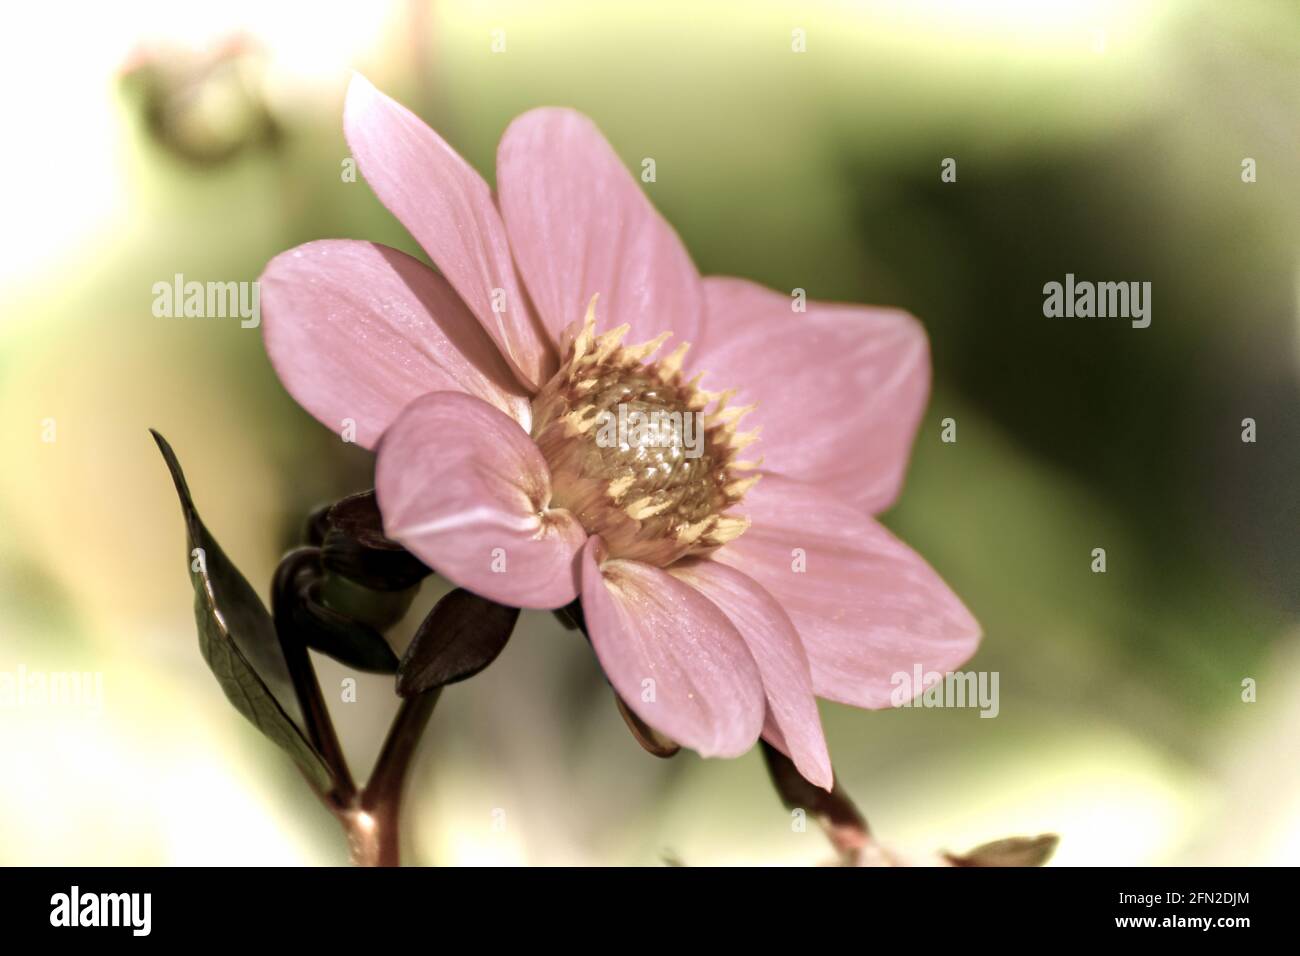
260,240,531,449
375,392,586,609
714,474,980,709
690,276,930,514
496,108,704,348
669,559,832,789
343,74,555,391
579,538,764,758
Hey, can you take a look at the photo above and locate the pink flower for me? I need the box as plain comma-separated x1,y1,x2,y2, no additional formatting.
259,75,980,789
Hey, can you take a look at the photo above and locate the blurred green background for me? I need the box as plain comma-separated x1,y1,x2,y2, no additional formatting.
1,0,1298,865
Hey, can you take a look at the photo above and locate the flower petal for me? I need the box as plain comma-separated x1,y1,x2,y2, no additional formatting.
669,559,832,789
260,240,531,449
375,392,585,609
579,538,764,758
691,276,930,514
344,74,555,391
714,474,980,709
497,108,704,348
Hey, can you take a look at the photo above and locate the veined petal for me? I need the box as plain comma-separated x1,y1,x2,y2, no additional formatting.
344,74,556,390
260,240,531,448
375,392,585,609
580,537,764,758
714,474,981,709
691,277,930,514
670,559,832,789
497,107,704,349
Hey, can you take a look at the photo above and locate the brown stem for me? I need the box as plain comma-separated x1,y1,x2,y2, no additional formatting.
760,740,870,865
356,689,441,866
341,807,385,867
271,542,455,865
273,549,356,802
283,629,356,801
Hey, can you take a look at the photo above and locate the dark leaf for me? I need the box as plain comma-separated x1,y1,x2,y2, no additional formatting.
761,740,869,865
325,490,388,543
274,548,400,674
322,491,429,590
318,564,418,632
944,834,1060,867
305,583,404,672
396,589,518,697
303,502,333,546
151,430,333,794
614,695,680,758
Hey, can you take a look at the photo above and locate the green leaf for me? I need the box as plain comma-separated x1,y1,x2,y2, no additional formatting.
151,430,333,794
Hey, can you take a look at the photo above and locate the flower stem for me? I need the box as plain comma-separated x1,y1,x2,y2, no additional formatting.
356,689,442,866
760,740,870,865
271,544,449,865
273,549,356,803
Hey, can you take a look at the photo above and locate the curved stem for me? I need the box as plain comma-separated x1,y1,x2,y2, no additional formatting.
272,539,456,865
357,689,442,867
273,548,356,802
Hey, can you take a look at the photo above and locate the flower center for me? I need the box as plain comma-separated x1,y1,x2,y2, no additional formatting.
531,302,759,566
